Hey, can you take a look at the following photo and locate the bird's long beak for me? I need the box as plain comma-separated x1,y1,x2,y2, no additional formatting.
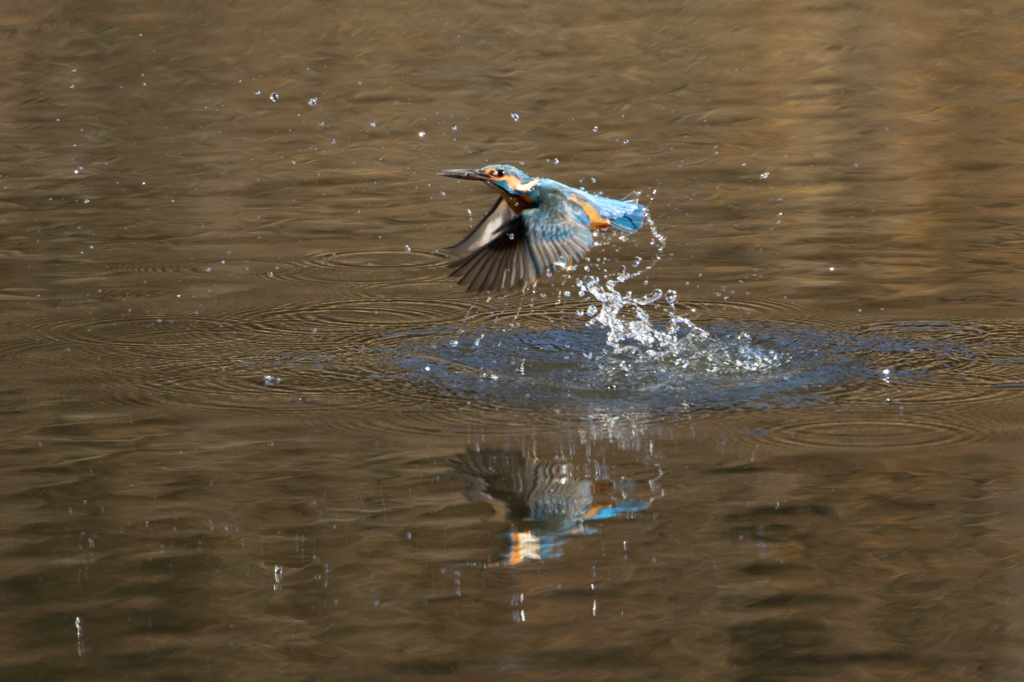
439,168,489,182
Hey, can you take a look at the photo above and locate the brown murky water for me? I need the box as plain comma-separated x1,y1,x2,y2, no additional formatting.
3,1,1024,680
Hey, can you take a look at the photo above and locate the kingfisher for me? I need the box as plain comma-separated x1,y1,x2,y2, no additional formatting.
439,164,647,293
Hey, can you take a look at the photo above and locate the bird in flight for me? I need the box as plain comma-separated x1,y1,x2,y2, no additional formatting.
439,165,647,293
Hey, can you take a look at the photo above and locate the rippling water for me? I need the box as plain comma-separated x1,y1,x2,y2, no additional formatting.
3,1,1024,680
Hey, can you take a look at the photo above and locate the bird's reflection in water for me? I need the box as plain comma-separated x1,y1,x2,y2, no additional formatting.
451,447,653,567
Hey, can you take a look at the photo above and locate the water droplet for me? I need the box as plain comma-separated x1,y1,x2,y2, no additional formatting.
307,97,317,106
510,113,519,122
593,126,599,132
418,131,426,137
269,92,279,102
370,122,376,127
760,171,770,179
254,90,261,95
451,125,457,131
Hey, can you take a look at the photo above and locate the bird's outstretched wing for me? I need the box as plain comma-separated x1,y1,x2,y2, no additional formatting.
449,191,593,293
445,197,517,258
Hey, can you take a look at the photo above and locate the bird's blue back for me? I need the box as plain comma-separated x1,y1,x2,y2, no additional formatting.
535,178,647,233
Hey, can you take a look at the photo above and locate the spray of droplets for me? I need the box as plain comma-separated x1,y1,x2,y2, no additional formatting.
576,211,783,374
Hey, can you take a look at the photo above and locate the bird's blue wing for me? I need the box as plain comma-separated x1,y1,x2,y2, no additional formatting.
573,191,647,233
518,196,593,284
448,190,593,293
541,179,647,234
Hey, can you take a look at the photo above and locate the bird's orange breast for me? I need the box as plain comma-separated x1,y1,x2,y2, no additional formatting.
502,194,534,214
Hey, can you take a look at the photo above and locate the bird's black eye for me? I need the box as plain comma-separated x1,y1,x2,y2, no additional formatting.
488,168,504,178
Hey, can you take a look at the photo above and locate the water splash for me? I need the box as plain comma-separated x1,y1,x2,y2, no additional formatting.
387,198,810,415
576,217,784,375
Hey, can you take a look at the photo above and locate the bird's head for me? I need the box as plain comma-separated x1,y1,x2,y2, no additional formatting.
440,164,540,196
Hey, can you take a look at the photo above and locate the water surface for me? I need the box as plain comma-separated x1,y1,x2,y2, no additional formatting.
2,1,1024,680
